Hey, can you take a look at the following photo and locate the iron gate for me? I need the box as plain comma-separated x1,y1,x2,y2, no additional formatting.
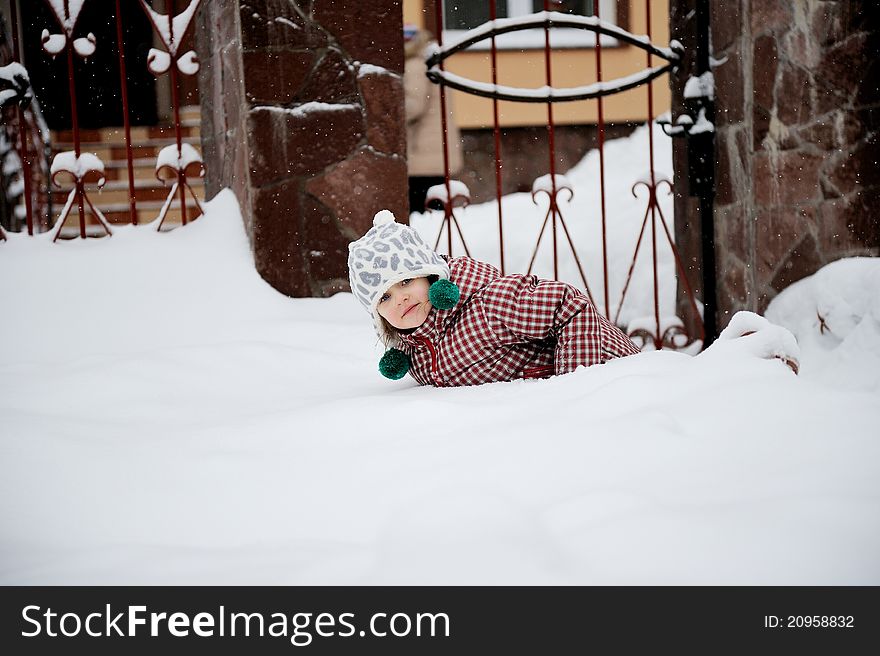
419,0,708,350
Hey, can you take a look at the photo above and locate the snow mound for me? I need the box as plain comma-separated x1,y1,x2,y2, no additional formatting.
1,174,878,584
766,257,880,391
700,311,800,373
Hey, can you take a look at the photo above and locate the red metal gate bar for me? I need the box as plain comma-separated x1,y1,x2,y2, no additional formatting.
115,0,138,225
430,0,471,258
170,50,187,226
595,1,609,318
430,13,679,65
8,0,34,235
138,0,204,230
652,182,706,344
433,0,451,254
42,0,111,241
542,0,559,281
66,40,85,239
646,0,661,349
489,0,505,274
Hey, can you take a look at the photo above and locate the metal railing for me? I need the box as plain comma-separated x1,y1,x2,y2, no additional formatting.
2,0,204,240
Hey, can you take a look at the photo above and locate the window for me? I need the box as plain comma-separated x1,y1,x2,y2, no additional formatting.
444,1,509,31
442,0,615,50
529,1,594,16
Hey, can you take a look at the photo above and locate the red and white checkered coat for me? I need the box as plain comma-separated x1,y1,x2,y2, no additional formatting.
396,256,640,387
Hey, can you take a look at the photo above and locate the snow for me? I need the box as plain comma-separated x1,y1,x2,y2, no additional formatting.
147,48,171,75
532,173,572,195
40,30,67,56
72,33,96,58
688,107,715,134
440,12,644,56
46,0,87,32
274,17,299,30
5,175,24,197
157,143,203,173
1,141,878,584
142,0,201,53
50,151,105,184
425,180,470,205
357,63,397,79
765,257,880,393
0,61,28,85
683,71,715,100
429,64,671,102
1,138,21,176
443,28,617,51
254,102,361,119
176,50,200,76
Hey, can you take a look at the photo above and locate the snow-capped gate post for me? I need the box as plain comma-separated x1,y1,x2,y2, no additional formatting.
194,1,408,297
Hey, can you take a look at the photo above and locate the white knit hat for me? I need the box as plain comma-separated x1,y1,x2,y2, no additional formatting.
348,210,450,344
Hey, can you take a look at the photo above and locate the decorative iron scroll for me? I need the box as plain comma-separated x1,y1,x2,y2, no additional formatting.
426,180,473,257
614,179,705,350
41,0,111,240
138,0,204,230
528,174,594,304
426,11,683,103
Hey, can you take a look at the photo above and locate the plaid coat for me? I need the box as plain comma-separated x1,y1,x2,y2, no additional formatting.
396,256,640,387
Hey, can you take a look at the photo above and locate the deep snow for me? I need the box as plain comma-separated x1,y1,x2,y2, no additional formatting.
1,133,878,585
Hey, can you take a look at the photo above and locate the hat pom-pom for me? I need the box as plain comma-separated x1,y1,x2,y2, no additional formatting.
379,348,410,380
428,278,460,310
373,210,396,227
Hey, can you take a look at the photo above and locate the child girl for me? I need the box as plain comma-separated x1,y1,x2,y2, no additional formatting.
348,210,640,386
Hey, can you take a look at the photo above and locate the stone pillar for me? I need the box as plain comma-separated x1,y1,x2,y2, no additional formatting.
672,0,878,329
196,0,407,297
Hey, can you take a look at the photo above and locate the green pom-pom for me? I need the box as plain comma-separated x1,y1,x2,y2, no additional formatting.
379,348,410,380
429,278,460,310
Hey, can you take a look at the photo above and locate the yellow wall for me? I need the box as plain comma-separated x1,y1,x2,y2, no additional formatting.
404,1,671,129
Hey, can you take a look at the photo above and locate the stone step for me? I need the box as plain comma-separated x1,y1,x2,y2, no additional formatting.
51,116,201,146
55,199,204,233
98,158,181,182
49,136,203,163
51,180,204,206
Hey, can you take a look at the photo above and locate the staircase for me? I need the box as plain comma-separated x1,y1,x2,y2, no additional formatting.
49,106,204,236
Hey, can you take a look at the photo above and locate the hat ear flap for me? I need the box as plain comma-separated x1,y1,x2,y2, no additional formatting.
428,278,460,310
379,348,411,380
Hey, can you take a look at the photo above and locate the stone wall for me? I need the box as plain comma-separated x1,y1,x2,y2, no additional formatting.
673,0,878,328
196,0,407,297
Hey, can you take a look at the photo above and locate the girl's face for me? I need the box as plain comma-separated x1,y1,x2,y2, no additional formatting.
377,278,432,330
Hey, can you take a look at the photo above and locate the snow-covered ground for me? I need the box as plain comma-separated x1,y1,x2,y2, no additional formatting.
1,126,878,585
